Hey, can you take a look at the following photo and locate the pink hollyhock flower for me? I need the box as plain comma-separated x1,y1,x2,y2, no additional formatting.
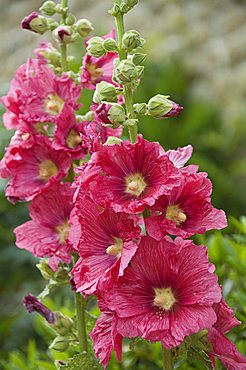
204,297,246,369
71,195,141,295
146,172,227,239
90,298,122,369
75,135,180,214
53,106,86,159
1,58,81,127
102,236,221,349
14,182,74,270
208,328,246,369
4,136,71,202
81,30,118,90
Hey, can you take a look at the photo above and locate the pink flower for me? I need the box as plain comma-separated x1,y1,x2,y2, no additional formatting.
1,58,81,126
208,328,246,369
103,236,221,349
146,172,227,239
53,106,86,159
4,136,71,202
213,297,241,335
81,30,118,90
75,135,181,214
90,303,122,369
14,182,74,270
71,195,141,295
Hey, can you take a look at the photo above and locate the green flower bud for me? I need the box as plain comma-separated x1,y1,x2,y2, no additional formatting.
114,59,138,84
39,1,57,16
133,103,147,115
122,30,144,51
93,82,118,104
103,38,118,52
36,260,54,280
108,104,126,128
147,94,173,119
132,53,147,65
50,312,74,336
65,13,76,26
104,136,122,146
76,19,94,38
46,18,59,31
87,37,105,57
120,0,138,14
49,336,69,352
109,4,120,17
21,12,49,35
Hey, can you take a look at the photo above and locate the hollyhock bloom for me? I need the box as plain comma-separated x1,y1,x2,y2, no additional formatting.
164,144,199,174
4,137,71,202
23,294,55,323
71,195,141,295
14,182,74,270
1,58,81,126
146,172,227,239
90,297,122,369
81,30,118,90
103,236,221,349
53,106,86,159
213,297,241,335
75,135,181,214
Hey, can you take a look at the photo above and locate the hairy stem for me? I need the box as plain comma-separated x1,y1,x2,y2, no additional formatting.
60,0,68,71
114,0,138,144
72,256,88,352
162,347,174,370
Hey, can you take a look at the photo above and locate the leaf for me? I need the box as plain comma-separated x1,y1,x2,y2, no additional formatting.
55,353,103,370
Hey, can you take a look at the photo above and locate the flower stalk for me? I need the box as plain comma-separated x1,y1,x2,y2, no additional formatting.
162,347,174,370
60,0,68,71
114,0,138,144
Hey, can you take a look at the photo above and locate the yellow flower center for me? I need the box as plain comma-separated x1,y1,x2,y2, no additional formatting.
154,287,176,311
44,93,64,115
56,221,70,244
125,173,147,197
106,237,123,258
39,160,58,182
166,205,187,226
87,64,104,82
66,129,82,149
21,133,30,141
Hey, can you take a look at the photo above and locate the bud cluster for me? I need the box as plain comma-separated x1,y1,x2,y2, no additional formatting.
86,37,118,57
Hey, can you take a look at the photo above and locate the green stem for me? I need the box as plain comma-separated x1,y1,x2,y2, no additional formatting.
114,0,138,144
72,256,88,352
60,0,68,71
74,291,88,352
162,347,174,370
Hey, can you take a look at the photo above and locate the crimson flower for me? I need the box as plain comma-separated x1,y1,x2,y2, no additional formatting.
71,195,141,295
75,135,181,214
103,236,221,349
146,172,227,239
14,182,74,270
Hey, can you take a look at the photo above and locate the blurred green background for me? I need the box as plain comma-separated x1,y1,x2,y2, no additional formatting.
0,0,246,369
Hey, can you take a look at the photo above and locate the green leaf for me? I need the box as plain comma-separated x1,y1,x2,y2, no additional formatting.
55,353,103,370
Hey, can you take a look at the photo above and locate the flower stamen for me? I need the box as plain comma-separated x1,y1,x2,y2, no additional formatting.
56,221,70,244
44,93,64,115
39,159,58,181
166,204,187,226
106,237,123,258
154,287,176,311
125,173,147,197
66,129,82,149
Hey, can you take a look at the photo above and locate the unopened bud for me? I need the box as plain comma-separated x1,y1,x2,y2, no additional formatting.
39,1,56,16
53,25,74,43
132,53,147,65
53,266,70,284
46,18,59,31
87,37,105,57
96,103,126,128
120,0,138,13
104,136,122,146
21,12,49,35
114,59,138,84
49,336,69,352
103,38,118,52
36,260,54,280
51,312,74,336
133,103,147,115
147,94,183,119
66,13,76,26
76,19,94,38
122,30,144,51
93,82,118,104
23,294,55,324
